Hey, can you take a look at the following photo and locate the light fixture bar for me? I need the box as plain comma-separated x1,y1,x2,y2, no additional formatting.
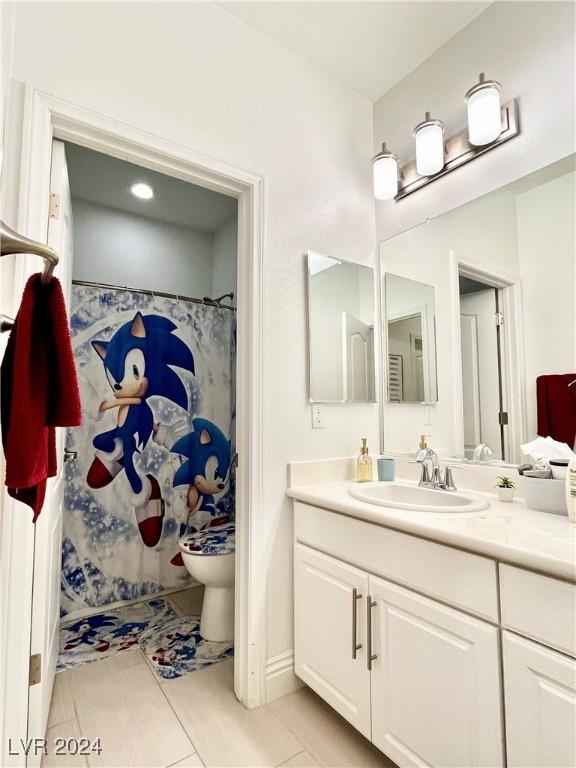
395,99,519,201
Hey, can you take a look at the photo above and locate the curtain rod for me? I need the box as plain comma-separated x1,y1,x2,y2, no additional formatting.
72,279,236,312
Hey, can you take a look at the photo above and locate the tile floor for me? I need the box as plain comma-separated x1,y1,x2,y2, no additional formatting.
43,588,397,768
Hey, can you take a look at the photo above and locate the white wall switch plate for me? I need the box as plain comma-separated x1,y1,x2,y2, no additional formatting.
311,404,324,429
424,404,433,426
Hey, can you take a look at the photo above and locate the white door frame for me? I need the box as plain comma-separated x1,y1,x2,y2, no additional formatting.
448,249,526,464
0,82,266,765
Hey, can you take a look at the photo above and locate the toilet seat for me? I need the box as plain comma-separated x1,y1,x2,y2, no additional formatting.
179,522,235,556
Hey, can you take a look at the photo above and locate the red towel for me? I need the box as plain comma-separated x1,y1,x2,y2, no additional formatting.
1,274,81,521
536,373,576,449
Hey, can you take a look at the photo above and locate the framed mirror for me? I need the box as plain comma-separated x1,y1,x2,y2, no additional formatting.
384,273,438,403
307,251,376,403
379,154,575,464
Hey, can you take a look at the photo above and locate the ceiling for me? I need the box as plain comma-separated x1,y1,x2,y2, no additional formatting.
65,143,238,233
217,1,491,101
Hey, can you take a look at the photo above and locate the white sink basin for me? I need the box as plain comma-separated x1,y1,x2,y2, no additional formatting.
348,482,489,513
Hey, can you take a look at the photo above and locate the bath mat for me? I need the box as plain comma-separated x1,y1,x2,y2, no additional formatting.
57,597,177,671
139,614,234,679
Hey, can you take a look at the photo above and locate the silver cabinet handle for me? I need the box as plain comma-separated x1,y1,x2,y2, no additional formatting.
352,587,362,659
366,595,377,670
64,448,77,462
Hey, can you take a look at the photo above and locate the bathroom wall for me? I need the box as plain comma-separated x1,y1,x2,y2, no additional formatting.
0,2,15,161
516,171,576,440
0,3,17,326
374,1,575,242
212,216,238,300
71,198,216,297
6,1,376,686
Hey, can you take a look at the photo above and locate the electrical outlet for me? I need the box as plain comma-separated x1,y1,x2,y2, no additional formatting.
311,404,324,429
424,404,433,426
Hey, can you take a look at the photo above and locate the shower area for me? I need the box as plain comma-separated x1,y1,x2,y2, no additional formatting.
57,142,238,680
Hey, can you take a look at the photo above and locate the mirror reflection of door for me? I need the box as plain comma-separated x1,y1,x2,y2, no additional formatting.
459,275,505,460
409,333,425,402
343,313,375,401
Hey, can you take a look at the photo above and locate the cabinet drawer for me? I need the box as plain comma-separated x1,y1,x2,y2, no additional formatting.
294,502,499,622
500,565,576,657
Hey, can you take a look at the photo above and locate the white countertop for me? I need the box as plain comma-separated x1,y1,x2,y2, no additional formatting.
287,479,576,581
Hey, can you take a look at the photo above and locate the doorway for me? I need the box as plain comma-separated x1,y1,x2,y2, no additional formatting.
458,273,506,461
30,136,242,747
0,85,265,767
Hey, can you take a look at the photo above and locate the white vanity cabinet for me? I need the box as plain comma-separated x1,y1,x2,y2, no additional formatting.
294,541,503,768
292,500,576,768
503,632,576,768
369,575,502,768
294,543,371,737
500,565,576,768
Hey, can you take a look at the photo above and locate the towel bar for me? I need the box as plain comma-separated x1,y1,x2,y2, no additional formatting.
0,314,15,333
0,219,59,333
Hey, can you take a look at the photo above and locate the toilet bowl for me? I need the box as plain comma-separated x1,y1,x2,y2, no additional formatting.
179,522,235,642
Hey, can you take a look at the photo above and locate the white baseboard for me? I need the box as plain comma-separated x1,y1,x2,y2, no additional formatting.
265,650,303,703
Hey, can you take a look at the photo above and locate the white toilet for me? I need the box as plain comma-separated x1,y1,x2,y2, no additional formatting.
179,522,235,643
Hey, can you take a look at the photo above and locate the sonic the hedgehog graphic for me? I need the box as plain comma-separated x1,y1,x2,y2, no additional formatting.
62,614,117,653
169,418,232,565
88,312,195,547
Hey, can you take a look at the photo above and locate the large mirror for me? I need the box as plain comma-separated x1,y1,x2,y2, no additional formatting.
308,251,376,403
380,154,575,464
384,273,437,403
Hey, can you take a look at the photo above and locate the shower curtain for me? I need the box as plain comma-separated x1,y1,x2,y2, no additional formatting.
61,285,236,617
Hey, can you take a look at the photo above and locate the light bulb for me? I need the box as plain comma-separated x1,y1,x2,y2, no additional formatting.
465,74,503,146
131,182,154,200
413,113,445,176
372,144,399,200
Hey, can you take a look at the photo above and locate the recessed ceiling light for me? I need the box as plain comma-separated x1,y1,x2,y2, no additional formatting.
130,182,154,200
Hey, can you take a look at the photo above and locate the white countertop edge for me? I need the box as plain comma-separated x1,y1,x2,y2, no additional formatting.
287,481,576,582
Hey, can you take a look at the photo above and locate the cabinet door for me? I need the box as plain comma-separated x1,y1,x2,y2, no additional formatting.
369,575,503,768
503,631,576,768
294,543,371,737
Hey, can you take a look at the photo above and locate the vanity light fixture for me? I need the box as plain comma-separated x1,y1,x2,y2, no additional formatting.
372,143,399,201
413,112,445,177
465,73,503,146
130,182,154,200
376,73,519,201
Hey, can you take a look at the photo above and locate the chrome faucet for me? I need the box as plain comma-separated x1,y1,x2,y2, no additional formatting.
412,447,457,491
473,443,494,462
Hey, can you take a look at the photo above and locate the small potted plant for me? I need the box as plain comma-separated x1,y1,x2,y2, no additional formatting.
495,476,515,502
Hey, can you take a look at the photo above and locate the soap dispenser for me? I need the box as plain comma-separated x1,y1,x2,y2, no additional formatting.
416,434,430,459
357,438,373,483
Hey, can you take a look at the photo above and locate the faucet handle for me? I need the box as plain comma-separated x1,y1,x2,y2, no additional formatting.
443,465,458,491
419,462,433,486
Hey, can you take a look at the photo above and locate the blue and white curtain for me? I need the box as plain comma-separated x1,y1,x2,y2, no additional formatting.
62,285,236,617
